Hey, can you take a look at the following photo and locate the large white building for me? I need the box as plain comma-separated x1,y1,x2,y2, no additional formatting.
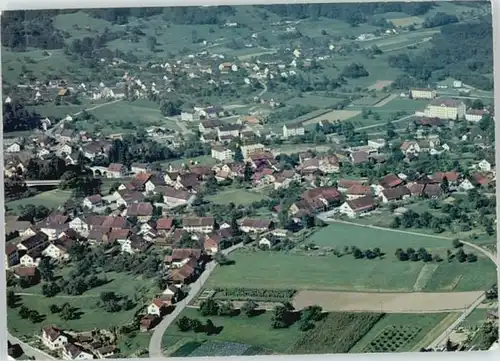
283,123,305,139
240,143,265,160
423,98,466,120
211,146,234,162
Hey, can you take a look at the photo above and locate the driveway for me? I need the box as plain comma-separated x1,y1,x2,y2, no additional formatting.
148,242,243,358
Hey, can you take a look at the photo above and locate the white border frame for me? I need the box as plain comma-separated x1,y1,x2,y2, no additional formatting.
0,1,498,361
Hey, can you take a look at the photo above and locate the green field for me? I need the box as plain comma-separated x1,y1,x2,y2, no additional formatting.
8,271,156,337
350,313,458,353
206,187,269,206
309,222,451,250
163,308,302,354
7,190,72,213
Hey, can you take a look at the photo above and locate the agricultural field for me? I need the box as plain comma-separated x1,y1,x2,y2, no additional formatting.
290,312,383,354
206,187,269,206
6,190,72,213
302,109,361,126
292,290,484,313
350,313,459,353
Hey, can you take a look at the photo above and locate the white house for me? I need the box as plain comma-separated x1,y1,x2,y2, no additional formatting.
6,142,21,153
458,179,475,191
424,98,466,120
283,123,305,139
42,243,69,261
20,253,40,267
42,327,68,350
147,298,171,316
478,159,492,172
211,146,234,162
258,237,272,249
465,109,488,122
69,217,90,235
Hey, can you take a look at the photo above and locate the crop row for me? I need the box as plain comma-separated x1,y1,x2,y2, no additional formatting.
363,325,421,353
212,287,297,300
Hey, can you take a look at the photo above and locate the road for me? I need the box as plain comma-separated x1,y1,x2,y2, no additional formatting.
355,114,415,131
148,242,243,358
426,293,487,350
165,116,190,134
8,333,57,360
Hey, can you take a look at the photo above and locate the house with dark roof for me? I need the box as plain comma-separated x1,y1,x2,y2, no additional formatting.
338,195,376,218
156,218,175,236
182,217,214,233
380,186,411,203
42,326,69,350
107,163,128,178
82,194,103,210
125,202,154,223
62,343,95,360
239,218,274,234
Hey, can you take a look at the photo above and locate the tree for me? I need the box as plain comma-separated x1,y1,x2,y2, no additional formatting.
241,300,258,317
60,303,77,320
146,36,157,51
452,239,462,248
28,310,42,323
217,301,235,316
19,306,31,319
176,316,192,332
7,290,17,308
189,318,203,332
243,162,253,182
49,304,61,314
270,305,288,329
234,147,244,163
199,299,219,316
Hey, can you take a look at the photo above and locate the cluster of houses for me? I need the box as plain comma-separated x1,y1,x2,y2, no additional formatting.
41,326,117,360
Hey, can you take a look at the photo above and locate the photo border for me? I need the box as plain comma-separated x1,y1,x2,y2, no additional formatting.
0,1,498,361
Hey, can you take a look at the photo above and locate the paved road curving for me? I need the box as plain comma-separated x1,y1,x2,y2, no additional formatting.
148,242,243,358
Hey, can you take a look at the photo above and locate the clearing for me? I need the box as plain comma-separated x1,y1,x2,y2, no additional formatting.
206,187,269,206
368,80,393,91
292,291,483,313
302,110,361,125
389,16,424,27
7,190,72,213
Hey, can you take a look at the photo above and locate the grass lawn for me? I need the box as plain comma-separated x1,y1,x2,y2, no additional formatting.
462,309,489,329
206,187,269,206
309,222,451,250
350,313,458,353
163,155,217,168
207,249,425,292
286,94,344,109
163,308,302,354
8,271,157,337
81,100,179,134
7,190,72,213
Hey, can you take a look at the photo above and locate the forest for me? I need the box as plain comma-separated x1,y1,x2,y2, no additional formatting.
387,19,493,90
3,101,41,132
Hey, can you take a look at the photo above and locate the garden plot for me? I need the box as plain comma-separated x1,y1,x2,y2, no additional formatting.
302,110,361,125
362,324,423,353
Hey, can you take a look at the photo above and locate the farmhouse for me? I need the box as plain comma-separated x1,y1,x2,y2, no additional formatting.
380,186,411,203
338,195,376,218
42,326,68,350
240,218,274,233
107,163,128,178
424,98,466,120
182,217,215,233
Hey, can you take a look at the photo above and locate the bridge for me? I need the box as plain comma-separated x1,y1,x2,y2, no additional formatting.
24,180,62,187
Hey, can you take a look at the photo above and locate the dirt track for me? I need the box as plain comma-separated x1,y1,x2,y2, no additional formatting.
292,290,483,313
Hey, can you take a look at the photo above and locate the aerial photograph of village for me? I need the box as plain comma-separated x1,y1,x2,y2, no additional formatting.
2,2,498,360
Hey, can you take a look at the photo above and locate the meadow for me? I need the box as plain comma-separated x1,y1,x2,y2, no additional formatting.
8,271,156,337
206,187,269,206
7,190,72,213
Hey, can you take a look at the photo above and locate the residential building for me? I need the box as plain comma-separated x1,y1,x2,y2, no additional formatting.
240,143,265,160
182,217,215,233
338,196,376,218
410,88,437,100
478,159,492,172
107,163,127,178
211,146,234,162
42,326,68,350
42,243,69,261
240,219,274,233
5,244,19,269
380,186,411,203
465,109,488,122
147,298,171,316
217,124,241,139
82,195,103,210
125,202,154,223
62,343,94,360
199,119,222,134
282,123,305,139
6,142,21,153
424,98,466,120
